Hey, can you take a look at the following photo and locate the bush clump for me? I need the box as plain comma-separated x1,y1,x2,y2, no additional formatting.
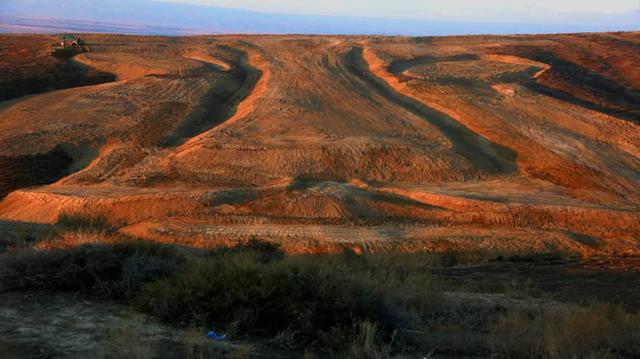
56,212,116,234
134,246,437,352
0,241,182,299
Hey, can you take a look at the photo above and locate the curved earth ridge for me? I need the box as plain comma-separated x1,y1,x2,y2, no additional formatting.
0,33,639,254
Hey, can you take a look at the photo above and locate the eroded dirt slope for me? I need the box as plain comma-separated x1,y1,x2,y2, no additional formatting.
0,33,639,254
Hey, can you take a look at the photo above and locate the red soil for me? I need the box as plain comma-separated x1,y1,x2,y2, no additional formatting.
0,33,639,255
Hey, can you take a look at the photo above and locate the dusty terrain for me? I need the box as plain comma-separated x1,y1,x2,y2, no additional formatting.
1,33,640,255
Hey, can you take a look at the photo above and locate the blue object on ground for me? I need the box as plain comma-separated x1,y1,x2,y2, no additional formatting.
207,330,226,341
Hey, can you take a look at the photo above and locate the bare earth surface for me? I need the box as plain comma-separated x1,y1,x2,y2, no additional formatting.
0,292,175,358
1,33,639,255
0,292,254,359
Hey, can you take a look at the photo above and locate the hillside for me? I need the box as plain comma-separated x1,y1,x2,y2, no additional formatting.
1,32,639,255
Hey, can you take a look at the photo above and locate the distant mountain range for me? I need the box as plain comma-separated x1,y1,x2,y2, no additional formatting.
0,16,207,36
1,0,638,36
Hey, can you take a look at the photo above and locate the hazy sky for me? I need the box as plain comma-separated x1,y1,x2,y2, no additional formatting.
161,0,640,20
2,0,637,35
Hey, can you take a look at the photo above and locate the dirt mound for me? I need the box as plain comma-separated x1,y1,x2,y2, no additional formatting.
0,33,639,254
74,52,206,81
0,35,115,101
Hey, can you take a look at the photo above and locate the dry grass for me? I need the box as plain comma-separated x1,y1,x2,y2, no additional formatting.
491,303,640,358
347,321,395,359
102,321,155,359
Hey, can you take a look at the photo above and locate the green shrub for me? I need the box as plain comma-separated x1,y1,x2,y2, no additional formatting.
211,238,284,263
56,212,116,233
0,241,182,299
135,248,445,352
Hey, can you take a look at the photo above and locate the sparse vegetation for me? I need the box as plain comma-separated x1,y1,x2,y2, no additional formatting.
102,321,155,359
2,231,638,357
56,212,116,233
491,303,640,358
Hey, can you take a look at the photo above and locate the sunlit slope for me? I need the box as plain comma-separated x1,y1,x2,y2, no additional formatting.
0,33,639,254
